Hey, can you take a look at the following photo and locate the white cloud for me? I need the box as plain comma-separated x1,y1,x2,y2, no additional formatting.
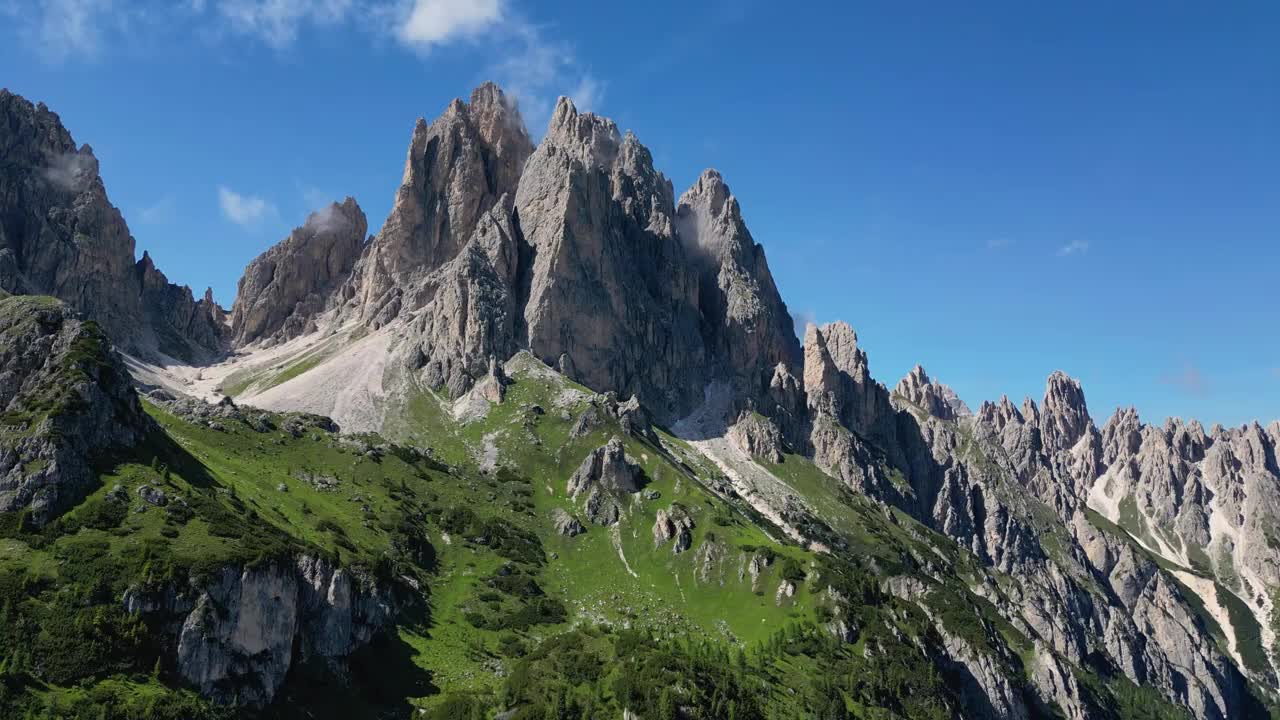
1056,240,1090,257
395,0,502,49
985,237,1012,250
212,0,356,48
40,150,95,191
218,186,275,226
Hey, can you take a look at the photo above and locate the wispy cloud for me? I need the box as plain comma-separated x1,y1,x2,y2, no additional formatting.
3,0,163,63
985,237,1012,251
137,195,177,224
1160,363,1209,396
9,1,602,135
300,184,335,211
790,309,815,339
218,186,276,226
40,150,95,191
477,15,601,132
569,75,604,114
210,0,354,48
1056,240,1090,257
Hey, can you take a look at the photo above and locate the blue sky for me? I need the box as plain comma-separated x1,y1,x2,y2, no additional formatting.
2,1,1277,427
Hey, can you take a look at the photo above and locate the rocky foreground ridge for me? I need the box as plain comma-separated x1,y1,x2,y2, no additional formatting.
2,82,1277,719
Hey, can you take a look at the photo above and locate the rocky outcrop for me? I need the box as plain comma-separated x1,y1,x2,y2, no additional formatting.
516,97,706,421
129,554,392,707
137,253,227,362
551,507,585,537
653,504,694,553
231,198,367,346
727,411,785,463
567,437,642,525
892,365,970,421
567,437,641,498
803,321,893,440
0,295,148,523
676,169,800,404
0,90,227,360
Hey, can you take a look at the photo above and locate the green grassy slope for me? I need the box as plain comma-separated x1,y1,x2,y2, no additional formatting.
0,350,1212,719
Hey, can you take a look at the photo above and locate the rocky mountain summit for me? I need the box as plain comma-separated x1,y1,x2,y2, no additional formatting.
0,90,227,362
0,83,1275,719
231,198,367,347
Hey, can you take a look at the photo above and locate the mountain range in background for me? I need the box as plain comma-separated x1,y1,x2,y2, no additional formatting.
0,83,1278,720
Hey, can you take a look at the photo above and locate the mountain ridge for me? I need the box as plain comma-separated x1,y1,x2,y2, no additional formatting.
0,82,1276,720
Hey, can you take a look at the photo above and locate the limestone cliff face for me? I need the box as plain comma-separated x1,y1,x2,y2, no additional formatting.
0,296,149,523
516,97,706,420
676,169,801,403
221,86,800,421
137,252,227,361
1089,408,1280,682
803,321,893,440
0,89,227,361
343,82,533,327
231,198,367,346
401,199,522,397
126,554,394,707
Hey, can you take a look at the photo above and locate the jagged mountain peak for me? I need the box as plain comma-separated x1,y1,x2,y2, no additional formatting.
1040,369,1091,451
977,394,1025,430
893,364,971,421
680,168,732,218
543,95,639,174
0,89,226,362
804,321,866,378
230,196,368,347
343,83,534,325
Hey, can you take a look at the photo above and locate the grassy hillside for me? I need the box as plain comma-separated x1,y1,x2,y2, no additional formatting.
0,351,1210,719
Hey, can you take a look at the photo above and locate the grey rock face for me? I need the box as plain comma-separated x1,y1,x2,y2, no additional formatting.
160,555,392,707
1090,406,1280,683
676,169,800,403
551,507,585,537
789,332,1263,719
803,321,892,440
401,201,521,396
343,82,532,327
567,437,641,499
231,198,367,346
0,90,227,360
892,365,970,421
727,411,785,463
137,252,227,362
567,437,641,525
0,296,148,523
1039,370,1091,453
653,504,695,553
516,97,706,421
